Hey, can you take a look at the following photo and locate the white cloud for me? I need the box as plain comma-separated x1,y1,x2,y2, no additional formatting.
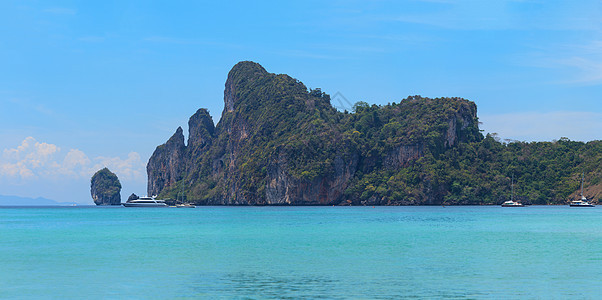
59,149,92,177
0,137,145,183
1,137,61,179
480,111,602,142
92,152,145,182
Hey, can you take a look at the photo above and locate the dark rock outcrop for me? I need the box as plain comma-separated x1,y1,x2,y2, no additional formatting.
90,168,121,205
127,193,139,202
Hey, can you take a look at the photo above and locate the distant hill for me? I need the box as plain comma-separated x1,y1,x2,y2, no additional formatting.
0,195,76,206
147,61,602,205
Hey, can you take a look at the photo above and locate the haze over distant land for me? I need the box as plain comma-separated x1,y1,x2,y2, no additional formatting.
1,1,601,203
0,194,76,206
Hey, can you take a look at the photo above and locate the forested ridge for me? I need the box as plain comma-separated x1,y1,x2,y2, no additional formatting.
147,61,602,205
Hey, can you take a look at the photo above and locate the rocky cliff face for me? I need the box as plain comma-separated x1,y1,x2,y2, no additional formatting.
90,168,121,205
384,144,424,169
444,102,478,148
147,127,186,196
188,108,215,148
265,152,359,205
146,61,482,205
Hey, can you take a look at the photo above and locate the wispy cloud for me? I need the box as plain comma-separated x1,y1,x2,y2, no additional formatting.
356,33,439,45
143,36,241,49
480,111,602,142
9,98,55,116
43,7,76,15
553,56,602,85
78,36,106,43
271,49,350,60
0,137,145,183
394,1,516,31
143,36,205,45
523,39,602,85
395,0,602,31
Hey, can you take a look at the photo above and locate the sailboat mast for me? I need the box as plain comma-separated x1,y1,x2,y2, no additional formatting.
511,174,514,202
181,179,185,204
581,173,585,198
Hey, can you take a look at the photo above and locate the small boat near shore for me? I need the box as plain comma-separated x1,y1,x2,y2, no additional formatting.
502,174,524,207
570,174,594,207
122,196,168,207
501,200,524,207
569,198,594,207
174,185,195,208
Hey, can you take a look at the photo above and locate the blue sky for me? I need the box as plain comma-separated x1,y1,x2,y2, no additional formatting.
1,0,601,203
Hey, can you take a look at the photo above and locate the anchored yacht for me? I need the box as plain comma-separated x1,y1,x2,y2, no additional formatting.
122,196,167,207
502,174,524,207
570,174,594,207
501,200,524,207
570,197,594,207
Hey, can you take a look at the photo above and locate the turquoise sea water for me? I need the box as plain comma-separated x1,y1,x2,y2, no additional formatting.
1,206,602,299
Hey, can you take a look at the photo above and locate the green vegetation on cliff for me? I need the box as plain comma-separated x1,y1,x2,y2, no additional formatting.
148,61,602,205
437,137,602,204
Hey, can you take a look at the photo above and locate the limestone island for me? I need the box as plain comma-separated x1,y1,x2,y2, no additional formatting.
90,168,122,205
146,61,602,206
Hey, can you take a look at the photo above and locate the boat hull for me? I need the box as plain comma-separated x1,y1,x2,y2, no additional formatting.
501,204,524,207
122,203,168,207
569,204,595,207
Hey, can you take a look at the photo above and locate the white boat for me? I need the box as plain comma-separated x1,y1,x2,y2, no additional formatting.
175,185,195,208
502,174,524,207
122,196,168,207
570,198,594,207
570,174,594,207
501,200,524,207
